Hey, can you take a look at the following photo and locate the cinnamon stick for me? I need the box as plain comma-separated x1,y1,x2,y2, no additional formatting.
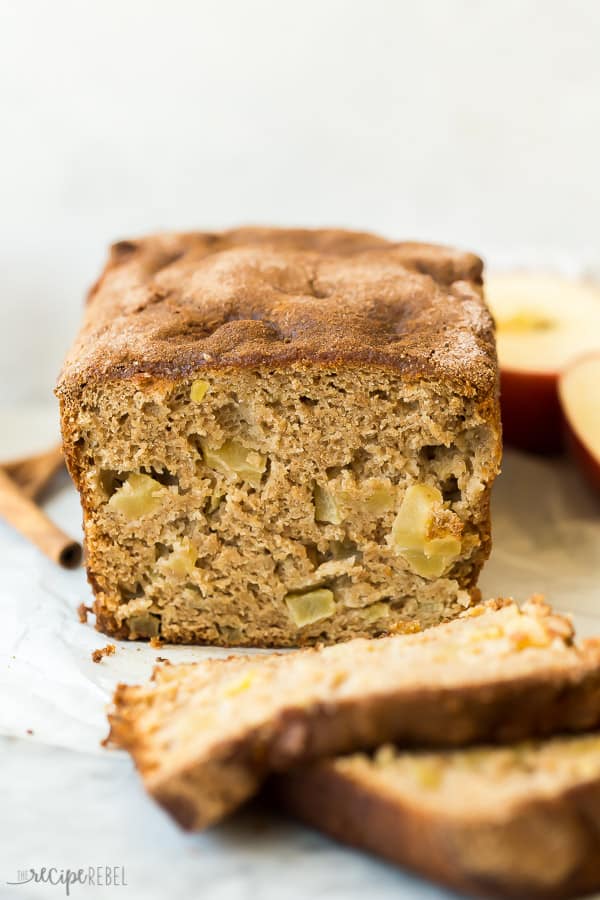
3,444,64,499
0,467,82,568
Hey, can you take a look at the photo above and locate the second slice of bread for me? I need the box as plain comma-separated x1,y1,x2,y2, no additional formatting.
106,598,600,830
273,734,600,900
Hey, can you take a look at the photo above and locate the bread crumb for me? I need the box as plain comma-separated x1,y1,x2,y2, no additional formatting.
78,603,93,623
387,621,422,636
92,644,116,663
149,636,164,649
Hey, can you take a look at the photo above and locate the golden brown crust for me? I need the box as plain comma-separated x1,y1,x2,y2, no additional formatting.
272,758,600,900
55,227,495,402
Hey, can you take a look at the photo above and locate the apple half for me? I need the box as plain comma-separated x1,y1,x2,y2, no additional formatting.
486,273,600,454
559,355,600,495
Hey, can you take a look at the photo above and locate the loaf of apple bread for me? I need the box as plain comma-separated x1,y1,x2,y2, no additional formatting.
56,227,501,645
106,599,600,830
274,734,600,900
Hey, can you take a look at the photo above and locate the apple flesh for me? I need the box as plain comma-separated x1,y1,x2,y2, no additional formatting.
559,355,600,495
486,274,600,454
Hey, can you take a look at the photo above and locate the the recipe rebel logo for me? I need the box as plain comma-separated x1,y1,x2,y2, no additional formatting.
6,866,127,895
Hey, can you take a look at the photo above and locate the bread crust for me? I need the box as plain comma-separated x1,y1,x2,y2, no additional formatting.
272,756,600,900
55,227,495,402
105,601,600,831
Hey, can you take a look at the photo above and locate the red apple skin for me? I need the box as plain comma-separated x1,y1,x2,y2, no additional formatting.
559,354,600,495
564,426,600,495
500,367,564,455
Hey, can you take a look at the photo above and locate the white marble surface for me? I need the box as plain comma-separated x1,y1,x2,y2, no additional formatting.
1,405,600,899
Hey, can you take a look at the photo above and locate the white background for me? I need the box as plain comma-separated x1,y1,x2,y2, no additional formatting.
1,0,600,405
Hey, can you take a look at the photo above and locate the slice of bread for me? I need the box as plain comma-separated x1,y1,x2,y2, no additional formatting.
273,734,600,900
106,598,600,830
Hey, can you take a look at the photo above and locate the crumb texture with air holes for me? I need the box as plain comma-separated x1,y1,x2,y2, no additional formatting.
56,228,500,646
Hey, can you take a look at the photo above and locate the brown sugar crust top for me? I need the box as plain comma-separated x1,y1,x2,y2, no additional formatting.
56,227,495,399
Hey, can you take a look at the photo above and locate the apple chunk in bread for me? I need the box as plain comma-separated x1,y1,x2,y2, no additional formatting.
559,355,600,495
486,274,600,454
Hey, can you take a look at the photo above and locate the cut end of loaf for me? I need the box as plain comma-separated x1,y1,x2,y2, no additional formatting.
60,363,500,646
